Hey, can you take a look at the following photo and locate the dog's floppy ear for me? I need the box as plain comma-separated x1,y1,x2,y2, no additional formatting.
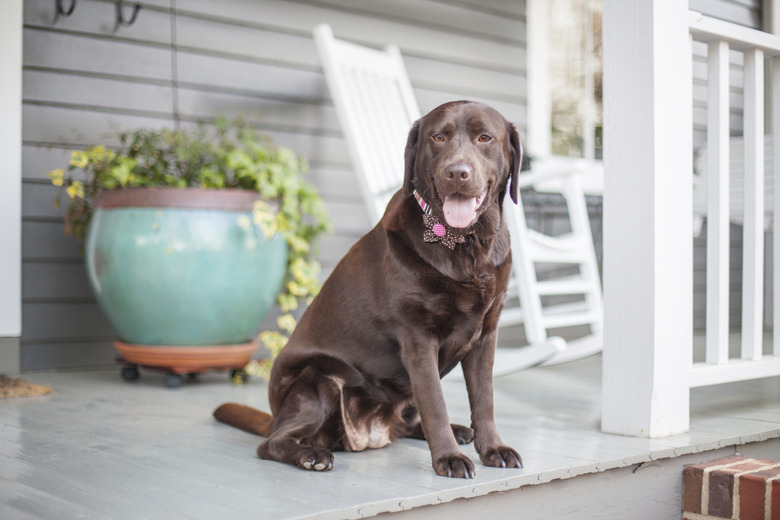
403,119,422,196
507,122,521,204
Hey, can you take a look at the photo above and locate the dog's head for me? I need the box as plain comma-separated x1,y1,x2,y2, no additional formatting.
403,101,521,232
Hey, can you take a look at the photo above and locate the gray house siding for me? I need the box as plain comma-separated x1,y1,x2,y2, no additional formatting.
20,0,526,370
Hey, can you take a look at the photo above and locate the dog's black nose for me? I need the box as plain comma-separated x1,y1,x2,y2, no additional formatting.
446,163,471,181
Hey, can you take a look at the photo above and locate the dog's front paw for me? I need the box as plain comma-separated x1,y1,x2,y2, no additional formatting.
479,445,523,469
433,453,476,479
295,447,335,472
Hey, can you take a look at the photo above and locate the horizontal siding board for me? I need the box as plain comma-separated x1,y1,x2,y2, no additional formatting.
22,221,83,261
22,303,115,342
20,340,116,371
23,104,350,165
323,200,371,235
428,0,526,19
24,0,171,45
23,69,174,116
24,0,172,45
173,13,321,70
173,0,524,73
316,234,363,266
414,89,527,136
22,146,73,182
404,55,526,102
22,263,94,301
299,0,525,44
23,28,173,82
303,167,361,200
22,104,174,147
174,51,327,104
174,88,342,133
691,84,743,117
22,183,66,221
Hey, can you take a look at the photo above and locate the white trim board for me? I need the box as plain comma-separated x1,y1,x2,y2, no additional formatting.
0,0,23,339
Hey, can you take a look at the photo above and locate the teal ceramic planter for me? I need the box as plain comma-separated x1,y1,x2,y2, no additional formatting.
86,188,287,346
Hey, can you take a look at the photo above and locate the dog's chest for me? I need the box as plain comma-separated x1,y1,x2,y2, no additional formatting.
429,271,498,338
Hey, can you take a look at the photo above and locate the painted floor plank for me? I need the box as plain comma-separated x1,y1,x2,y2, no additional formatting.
1,354,779,519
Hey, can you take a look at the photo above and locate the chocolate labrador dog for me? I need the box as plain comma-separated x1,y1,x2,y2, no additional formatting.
214,100,523,478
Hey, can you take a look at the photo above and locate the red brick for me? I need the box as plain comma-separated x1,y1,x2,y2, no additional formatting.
709,470,735,518
726,460,773,473
686,456,747,473
684,465,704,513
772,478,780,520
739,472,767,520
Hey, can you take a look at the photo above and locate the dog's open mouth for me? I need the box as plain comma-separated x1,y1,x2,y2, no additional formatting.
442,188,488,229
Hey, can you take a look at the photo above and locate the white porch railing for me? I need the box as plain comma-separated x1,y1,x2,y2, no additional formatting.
601,1,780,438
687,12,780,387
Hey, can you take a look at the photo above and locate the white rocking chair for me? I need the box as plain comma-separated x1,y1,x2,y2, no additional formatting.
312,24,603,375
501,159,604,366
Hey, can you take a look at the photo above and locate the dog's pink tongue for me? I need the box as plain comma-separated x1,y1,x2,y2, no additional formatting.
443,194,478,229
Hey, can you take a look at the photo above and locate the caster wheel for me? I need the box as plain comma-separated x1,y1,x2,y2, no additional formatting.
163,373,184,388
231,369,249,384
121,366,140,382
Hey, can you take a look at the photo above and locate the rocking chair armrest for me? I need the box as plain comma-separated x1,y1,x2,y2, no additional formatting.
514,164,584,190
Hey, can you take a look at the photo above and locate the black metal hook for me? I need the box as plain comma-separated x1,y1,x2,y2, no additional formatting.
116,0,142,27
56,0,77,17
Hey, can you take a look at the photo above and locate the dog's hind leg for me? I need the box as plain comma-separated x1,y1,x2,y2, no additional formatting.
257,373,342,471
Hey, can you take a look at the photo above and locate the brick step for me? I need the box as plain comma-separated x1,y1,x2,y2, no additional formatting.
683,455,780,520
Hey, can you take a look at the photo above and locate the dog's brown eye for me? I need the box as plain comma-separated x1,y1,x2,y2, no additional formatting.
478,134,492,143
432,134,444,143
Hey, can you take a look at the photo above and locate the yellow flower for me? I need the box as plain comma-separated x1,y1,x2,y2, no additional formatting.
287,235,310,255
277,293,298,313
69,151,89,169
88,145,112,162
259,331,289,358
276,314,297,334
252,200,278,239
66,181,85,200
242,359,265,378
47,168,65,187
287,281,308,297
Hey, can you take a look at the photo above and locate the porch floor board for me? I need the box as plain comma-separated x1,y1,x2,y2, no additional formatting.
2,353,779,520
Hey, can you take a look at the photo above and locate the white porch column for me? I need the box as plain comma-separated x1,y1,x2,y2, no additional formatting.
0,0,23,372
601,0,693,437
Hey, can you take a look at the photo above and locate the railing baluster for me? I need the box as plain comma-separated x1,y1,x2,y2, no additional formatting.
706,39,731,365
742,47,765,361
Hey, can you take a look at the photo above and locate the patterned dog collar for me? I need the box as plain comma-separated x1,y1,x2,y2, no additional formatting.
412,189,466,250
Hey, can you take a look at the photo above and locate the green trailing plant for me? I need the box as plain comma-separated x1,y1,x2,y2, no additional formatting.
48,118,331,379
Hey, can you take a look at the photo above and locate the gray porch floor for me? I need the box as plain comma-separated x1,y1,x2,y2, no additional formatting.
2,353,780,520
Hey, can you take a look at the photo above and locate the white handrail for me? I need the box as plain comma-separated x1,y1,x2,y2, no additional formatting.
689,10,780,56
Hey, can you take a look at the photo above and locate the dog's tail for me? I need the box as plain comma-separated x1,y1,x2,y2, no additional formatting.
213,403,275,437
